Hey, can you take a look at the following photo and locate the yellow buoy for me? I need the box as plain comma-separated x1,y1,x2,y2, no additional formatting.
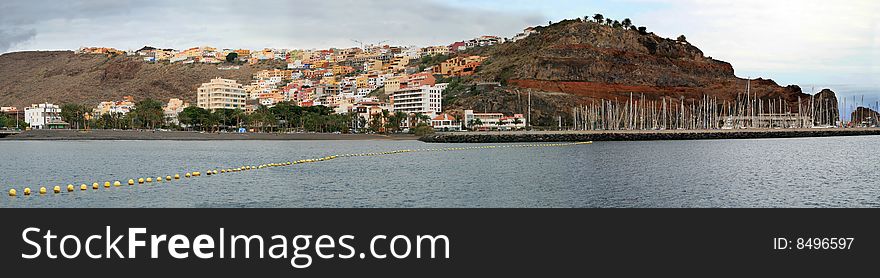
8,189,16,197
146,177,152,183
80,184,87,191
24,187,32,196
174,174,180,179
128,179,135,185
104,182,111,188
166,175,172,181
114,181,121,187
185,173,191,178
92,183,99,190
193,172,200,177
157,176,163,182
53,186,61,193
138,178,144,184
67,184,74,192
40,187,47,194
213,170,218,175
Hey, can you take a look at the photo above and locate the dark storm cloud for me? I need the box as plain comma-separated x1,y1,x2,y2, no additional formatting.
0,0,546,52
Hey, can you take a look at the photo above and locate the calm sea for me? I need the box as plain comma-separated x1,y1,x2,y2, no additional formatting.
1,137,878,208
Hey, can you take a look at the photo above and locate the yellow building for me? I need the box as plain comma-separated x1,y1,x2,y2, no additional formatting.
385,57,410,72
356,75,369,88
331,65,355,76
197,78,247,110
254,69,293,80
421,46,450,56
384,76,405,93
433,56,487,76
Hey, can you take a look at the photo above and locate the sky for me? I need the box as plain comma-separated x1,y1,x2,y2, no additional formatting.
1,0,878,113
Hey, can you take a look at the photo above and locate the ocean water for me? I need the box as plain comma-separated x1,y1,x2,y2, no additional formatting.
0,137,878,208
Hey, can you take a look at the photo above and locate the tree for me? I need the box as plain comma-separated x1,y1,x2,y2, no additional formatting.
225,52,239,63
622,18,632,29
60,103,88,129
369,111,385,133
178,106,210,131
513,118,523,126
638,26,647,34
593,14,604,23
605,19,613,26
495,119,506,130
131,98,164,129
677,35,687,43
412,123,435,136
0,113,9,128
613,20,622,28
468,118,483,131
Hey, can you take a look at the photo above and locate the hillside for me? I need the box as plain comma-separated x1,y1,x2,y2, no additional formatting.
0,51,272,107
448,18,833,125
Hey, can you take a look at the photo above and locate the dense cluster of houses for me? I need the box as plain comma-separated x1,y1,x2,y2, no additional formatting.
18,28,540,131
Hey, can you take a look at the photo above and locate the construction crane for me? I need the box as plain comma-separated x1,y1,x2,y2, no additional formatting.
351,39,390,50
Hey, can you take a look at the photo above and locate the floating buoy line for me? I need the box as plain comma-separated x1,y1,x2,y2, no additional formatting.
6,142,592,198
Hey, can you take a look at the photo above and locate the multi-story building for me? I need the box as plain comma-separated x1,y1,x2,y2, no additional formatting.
24,103,69,129
163,98,190,125
390,83,446,117
197,78,247,110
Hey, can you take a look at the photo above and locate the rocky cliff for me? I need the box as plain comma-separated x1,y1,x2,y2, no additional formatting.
813,89,839,126
851,106,878,125
0,51,270,107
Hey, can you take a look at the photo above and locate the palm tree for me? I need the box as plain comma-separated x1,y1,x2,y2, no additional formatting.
418,113,431,124
393,111,407,132
495,119,506,130
468,118,483,131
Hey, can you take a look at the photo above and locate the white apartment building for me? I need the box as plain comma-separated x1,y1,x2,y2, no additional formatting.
24,103,69,129
197,78,247,110
390,83,446,116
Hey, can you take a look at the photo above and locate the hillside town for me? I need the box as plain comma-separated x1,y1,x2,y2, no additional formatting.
0,31,536,134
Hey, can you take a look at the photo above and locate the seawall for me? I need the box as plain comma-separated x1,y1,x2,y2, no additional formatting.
419,129,880,143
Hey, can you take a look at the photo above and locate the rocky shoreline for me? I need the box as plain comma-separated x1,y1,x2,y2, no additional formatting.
419,129,880,143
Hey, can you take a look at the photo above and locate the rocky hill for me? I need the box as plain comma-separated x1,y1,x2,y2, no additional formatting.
0,51,272,107
851,106,878,125
449,18,835,125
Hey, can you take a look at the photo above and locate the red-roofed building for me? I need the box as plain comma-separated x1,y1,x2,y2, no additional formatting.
431,113,461,131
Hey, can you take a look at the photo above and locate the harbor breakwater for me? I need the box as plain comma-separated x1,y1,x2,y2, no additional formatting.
419,129,880,143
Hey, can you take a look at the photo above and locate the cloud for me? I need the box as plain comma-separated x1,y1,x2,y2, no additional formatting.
630,0,880,86
0,0,545,52
0,28,36,53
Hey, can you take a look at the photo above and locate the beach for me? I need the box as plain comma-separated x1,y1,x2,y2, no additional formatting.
1,129,419,141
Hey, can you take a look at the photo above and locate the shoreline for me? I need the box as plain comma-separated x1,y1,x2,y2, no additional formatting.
420,128,880,143
0,129,419,141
